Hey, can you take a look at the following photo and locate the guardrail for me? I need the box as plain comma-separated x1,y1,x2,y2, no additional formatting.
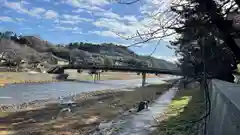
206,79,240,135
48,64,182,75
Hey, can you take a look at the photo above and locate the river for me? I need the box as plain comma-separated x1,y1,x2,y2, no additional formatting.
0,76,179,105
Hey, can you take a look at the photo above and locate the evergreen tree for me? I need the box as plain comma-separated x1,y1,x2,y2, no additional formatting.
170,0,238,82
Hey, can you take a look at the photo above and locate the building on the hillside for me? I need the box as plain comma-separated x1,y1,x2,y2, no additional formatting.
112,56,125,66
146,61,153,67
51,55,69,65
0,53,7,65
0,59,6,64
114,61,124,66
91,54,102,61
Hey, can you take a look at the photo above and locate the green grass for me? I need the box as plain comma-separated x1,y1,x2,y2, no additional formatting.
235,64,240,73
0,112,10,118
152,87,205,135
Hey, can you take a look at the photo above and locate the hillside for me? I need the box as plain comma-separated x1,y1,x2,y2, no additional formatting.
0,33,179,71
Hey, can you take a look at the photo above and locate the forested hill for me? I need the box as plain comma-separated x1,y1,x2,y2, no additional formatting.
0,31,178,70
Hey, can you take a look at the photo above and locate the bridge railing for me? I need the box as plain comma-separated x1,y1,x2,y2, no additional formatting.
57,64,182,75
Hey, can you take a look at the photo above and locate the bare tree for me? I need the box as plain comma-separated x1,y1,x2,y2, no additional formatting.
116,0,240,61
115,0,179,45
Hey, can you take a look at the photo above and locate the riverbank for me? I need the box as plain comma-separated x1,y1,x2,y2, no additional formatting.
0,72,57,87
0,71,157,87
151,83,205,135
0,82,172,135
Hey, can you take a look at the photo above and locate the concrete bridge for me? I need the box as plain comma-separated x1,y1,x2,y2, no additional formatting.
47,64,182,86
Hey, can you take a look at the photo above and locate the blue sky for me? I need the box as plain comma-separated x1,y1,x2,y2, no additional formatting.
0,0,177,62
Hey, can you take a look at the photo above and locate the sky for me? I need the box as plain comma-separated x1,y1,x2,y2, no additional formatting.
0,0,178,62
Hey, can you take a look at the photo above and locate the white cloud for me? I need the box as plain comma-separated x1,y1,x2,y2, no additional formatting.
90,31,119,38
62,0,109,7
0,16,14,22
44,10,58,19
94,10,121,20
3,1,40,17
55,14,92,24
43,0,51,2
54,2,60,5
55,26,79,31
84,5,105,12
20,1,30,5
16,18,25,22
93,17,148,37
123,15,138,22
72,31,83,34
62,0,108,14
55,19,77,24
62,0,81,7
31,7,46,14
63,14,81,20
73,8,84,13
3,0,59,20
88,0,109,6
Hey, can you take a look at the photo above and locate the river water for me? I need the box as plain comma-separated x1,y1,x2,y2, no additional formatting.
0,76,178,105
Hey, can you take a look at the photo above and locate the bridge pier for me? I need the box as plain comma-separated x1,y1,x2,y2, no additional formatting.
142,72,146,87
93,74,96,82
98,73,101,80
93,73,101,82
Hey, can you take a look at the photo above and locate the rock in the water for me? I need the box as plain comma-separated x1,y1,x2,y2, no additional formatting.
98,121,113,129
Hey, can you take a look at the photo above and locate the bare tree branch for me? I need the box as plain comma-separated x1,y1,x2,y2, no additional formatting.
127,32,177,47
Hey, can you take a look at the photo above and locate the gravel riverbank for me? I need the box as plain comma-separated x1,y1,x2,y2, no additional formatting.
0,83,173,135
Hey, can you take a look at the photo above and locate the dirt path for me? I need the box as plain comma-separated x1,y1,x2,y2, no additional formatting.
0,83,172,135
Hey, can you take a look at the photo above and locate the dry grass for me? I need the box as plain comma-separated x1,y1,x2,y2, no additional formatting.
0,72,56,86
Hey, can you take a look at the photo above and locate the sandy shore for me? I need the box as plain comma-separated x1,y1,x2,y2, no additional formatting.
0,82,173,135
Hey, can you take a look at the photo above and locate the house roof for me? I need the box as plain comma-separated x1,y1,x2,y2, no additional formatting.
51,54,69,62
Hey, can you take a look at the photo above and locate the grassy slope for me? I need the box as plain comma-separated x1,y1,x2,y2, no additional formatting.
152,86,205,135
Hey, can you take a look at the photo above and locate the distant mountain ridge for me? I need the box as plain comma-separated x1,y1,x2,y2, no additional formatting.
0,32,179,71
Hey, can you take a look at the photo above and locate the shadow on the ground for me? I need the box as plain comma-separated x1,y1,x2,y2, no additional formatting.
151,87,205,135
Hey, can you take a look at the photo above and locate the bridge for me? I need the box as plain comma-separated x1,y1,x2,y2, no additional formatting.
47,64,182,86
